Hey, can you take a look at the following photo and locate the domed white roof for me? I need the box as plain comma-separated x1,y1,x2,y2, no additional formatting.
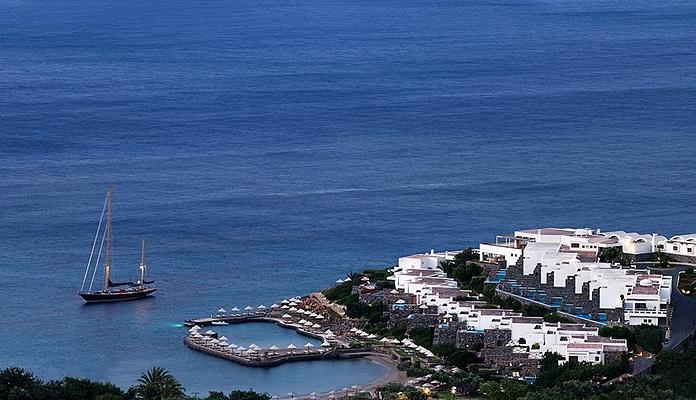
639,279,653,287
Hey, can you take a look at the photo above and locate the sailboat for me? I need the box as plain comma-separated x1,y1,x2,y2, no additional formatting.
79,188,157,303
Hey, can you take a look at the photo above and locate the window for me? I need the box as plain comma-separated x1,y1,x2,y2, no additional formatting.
571,243,580,248
688,248,693,253
658,244,665,250
674,246,679,251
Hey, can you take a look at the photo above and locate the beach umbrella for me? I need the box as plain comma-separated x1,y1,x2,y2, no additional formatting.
287,344,297,354
244,306,254,311
228,343,238,349
298,319,307,324
188,327,198,333
396,299,406,304
238,346,247,351
201,336,212,341
304,342,314,350
336,279,344,284
304,321,313,326
271,303,280,308
281,305,290,309
269,345,279,354
282,313,292,319
281,299,289,304
217,308,227,314
249,343,260,350
359,332,369,337
324,329,334,336
258,305,267,310
211,339,220,344
390,289,399,294
205,330,216,335
379,337,389,343
408,343,418,349
316,315,325,320
231,307,240,312
349,327,358,333
321,341,331,347
219,341,229,347
309,392,318,400
367,334,377,339
289,307,298,312
361,276,370,282
219,336,229,341
390,339,401,344
312,323,321,329
191,325,201,330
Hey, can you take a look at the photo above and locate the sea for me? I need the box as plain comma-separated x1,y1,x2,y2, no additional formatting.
1,0,696,395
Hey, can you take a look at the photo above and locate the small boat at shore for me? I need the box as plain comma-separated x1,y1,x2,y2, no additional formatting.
79,188,157,303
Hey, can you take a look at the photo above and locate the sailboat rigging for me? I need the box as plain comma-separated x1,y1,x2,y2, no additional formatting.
79,188,157,303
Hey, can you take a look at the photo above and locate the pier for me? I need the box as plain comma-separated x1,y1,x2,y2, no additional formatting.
184,334,378,367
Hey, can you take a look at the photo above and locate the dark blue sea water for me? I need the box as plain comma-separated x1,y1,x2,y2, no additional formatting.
2,0,696,395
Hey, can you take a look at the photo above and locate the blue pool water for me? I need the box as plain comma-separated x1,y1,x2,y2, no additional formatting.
1,0,696,395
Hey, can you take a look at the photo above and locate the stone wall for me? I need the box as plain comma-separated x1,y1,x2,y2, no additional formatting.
481,346,539,378
456,329,484,349
404,314,440,331
483,329,512,348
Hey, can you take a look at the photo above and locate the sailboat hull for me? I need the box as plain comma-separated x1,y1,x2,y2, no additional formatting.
79,287,156,303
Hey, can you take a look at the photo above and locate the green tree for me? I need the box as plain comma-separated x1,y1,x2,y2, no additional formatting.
480,379,527,400
653,349,696,397
446,350,479,369
534,352,564,389
0,367,40,399
651,251,671,268
634,324,663,353
599,326,636,348
408,327,434,348
377,384,426,400
133,367,185,400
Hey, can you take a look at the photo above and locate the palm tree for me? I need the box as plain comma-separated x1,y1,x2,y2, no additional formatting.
133,367,185,400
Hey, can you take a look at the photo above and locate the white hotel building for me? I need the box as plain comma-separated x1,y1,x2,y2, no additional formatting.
479,228,673,326
391,251,628,365
480,227,696,266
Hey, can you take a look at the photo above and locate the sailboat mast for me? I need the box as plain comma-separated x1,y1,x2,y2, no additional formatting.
104,188,112,290
140,239,145,286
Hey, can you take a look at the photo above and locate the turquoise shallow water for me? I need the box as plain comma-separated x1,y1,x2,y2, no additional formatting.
1,0,696,395
210,322,322,349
